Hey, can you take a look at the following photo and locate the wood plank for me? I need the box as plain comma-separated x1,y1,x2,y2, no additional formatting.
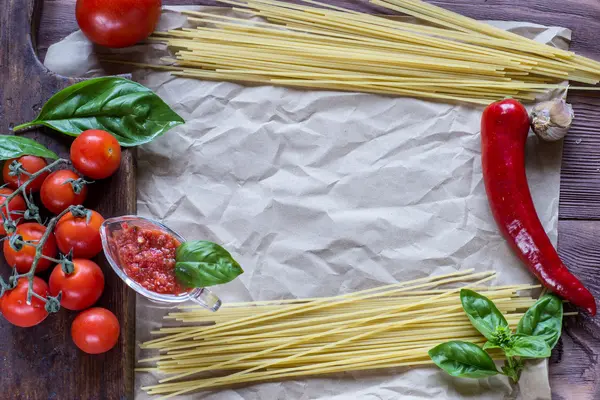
553,219,600,400
560,93,600,219
0,0,136,399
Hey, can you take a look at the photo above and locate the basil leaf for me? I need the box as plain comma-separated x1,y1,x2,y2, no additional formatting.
175,241,243,288
428,341,499,378
482,341,502,351
177,241,239,264
505,334,551,359
460,289,509,342
175,261,243,288
516,294,563,349
0,135,58,160
13,77,184,147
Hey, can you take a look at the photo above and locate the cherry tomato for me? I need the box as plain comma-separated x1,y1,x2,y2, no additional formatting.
71,308,120,354
3,156,50,192
40,170,88,214
49,259,105,311
55,210,104,259
0,188,26,235
76,0,161,48
70,130,122,179
1,277,49,327
4,222,58,274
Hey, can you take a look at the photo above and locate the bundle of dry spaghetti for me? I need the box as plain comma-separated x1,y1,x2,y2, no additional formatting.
119,0,600,105
138,270,552,398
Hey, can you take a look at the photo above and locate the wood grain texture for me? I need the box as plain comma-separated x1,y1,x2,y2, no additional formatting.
555,220,600,400
27,0,600,399
0,0,136,399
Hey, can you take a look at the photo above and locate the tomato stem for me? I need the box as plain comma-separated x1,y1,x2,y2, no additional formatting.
0,158,86,312
25,206,77,305
29,291,48,304
64,177,92,195
59,250,75,275
0,276,11,299
40,254,64,264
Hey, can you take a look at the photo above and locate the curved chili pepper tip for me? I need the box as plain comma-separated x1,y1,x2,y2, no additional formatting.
586,304,596,316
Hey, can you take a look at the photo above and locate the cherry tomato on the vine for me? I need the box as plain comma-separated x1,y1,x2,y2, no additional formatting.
3,156,50,192
70,130,122,179
4,222,58,274
71,308,120,354
40,170,88,214
0,188,26,235
1,277,49,327
55,210,104,259
76,0,161,48
49,259,105,311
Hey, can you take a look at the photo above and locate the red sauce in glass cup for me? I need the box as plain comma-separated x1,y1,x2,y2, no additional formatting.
112,223,187,295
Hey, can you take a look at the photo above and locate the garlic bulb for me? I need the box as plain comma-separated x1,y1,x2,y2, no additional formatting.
530,99,574,141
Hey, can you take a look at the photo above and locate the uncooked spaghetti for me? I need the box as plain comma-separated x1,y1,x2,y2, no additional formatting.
138,270,562,398
112,0,600,104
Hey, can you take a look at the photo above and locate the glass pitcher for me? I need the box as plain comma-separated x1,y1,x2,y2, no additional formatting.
100,215,222,312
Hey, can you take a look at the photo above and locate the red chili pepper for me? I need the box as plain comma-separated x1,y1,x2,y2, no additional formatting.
481,98,596,315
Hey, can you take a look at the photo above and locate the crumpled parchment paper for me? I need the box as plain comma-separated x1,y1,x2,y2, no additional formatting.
44,7,571,400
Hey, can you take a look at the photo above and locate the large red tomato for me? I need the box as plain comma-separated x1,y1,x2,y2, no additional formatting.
70,130,122,179
55,210,104,259
1,277,49,327
72,308,120,354
41,169,88,214
76,0,162,48
2,156,50,192
49,259,105,311
4,222,58,274
0,188,27,235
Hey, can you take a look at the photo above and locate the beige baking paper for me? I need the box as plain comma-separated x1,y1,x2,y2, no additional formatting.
44,7,571,400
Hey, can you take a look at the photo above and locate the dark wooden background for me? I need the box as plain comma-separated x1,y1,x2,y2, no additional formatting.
0,0,136,399
28,0,600,399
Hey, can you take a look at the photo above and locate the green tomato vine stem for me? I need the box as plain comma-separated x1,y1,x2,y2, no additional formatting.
23,205,74,305
0,158,84,312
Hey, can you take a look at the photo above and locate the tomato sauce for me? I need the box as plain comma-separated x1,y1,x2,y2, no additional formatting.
112,223,187,295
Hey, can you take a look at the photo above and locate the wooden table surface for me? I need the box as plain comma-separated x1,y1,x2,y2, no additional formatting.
37,1,600,399
0,1,136,399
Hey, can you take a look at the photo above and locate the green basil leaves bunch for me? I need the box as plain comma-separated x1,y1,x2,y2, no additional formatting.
174,241,244,288
428,289,563,382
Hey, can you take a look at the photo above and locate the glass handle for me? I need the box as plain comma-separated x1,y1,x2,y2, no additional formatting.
190,288,222,312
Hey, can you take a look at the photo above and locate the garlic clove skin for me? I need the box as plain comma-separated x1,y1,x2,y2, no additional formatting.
530,99,574,141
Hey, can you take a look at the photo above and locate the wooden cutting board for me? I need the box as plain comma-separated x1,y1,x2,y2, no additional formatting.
0,1,136,398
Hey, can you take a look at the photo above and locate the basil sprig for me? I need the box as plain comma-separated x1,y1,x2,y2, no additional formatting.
428,290,563,383
13,77,184,147
0,135,58,160
175,241,243,288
